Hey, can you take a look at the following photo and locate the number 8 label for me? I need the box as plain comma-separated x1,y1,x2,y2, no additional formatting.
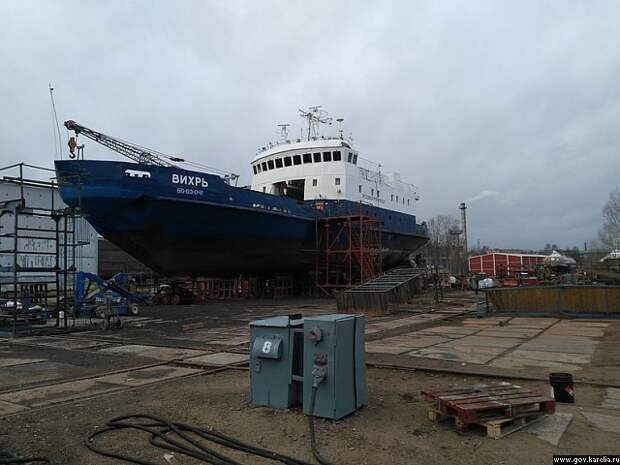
262,340,272,354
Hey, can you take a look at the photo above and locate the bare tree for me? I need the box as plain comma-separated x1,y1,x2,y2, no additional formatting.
599,188,620,248
425,214,460,271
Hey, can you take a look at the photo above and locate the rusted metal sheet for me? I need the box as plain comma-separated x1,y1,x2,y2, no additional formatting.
487,285,620,315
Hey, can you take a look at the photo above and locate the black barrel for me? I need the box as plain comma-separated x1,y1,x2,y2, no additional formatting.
549,372,574,403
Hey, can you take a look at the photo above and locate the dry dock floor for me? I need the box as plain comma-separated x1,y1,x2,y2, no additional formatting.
1,294,619,464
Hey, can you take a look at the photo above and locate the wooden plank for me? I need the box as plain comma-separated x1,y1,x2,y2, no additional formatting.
437,388,530,402
459,396,551,411
486,414,544,439
450,393,543,409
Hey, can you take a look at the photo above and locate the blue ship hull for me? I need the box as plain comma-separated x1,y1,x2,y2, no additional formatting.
55,160,428,276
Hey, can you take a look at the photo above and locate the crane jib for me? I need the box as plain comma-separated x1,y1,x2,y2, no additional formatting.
63,119,173,167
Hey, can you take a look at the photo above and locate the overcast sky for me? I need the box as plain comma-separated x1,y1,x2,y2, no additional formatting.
1,1,619,250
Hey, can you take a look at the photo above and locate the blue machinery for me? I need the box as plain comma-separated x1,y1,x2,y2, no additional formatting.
73,272,144,317
249,314,367,420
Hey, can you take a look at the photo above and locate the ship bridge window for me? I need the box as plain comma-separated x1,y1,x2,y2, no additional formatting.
323,152,332,162
335,177,341,186
313,152,321,162
352,154,358,164
312,178,318,186
253,165,258,175
268,160,275,170
303,153,312,163
333,151,341,161
293,155,302,165
284,156,292,167
261,162,267,171
348,152,353,162
275,158,283,168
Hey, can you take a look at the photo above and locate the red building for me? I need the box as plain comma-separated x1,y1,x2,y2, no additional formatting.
469,252,546,278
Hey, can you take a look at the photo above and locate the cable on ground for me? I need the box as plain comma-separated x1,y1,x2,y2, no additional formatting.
85,413,322,465
308,387,335,465
0,452,50,464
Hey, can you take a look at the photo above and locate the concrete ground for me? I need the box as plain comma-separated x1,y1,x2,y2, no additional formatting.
1,294,619,464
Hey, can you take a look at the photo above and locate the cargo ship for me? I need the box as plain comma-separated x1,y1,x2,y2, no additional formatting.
55,108,429,276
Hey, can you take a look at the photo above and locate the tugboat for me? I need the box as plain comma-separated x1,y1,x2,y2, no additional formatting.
55,107,429,276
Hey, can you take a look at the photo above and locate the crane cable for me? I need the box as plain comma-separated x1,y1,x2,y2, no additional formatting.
49,84,63,160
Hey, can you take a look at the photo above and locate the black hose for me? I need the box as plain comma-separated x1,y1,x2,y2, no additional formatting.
308,387,335,465
85,413,315,465
0,455,50,464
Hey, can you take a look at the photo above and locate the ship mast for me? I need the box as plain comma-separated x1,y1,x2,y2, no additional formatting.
298,106,333,141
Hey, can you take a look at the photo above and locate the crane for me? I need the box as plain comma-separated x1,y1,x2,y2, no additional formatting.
63,120,240,184
64,120,180,167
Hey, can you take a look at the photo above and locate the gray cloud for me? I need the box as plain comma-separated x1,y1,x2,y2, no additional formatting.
1,0,619,250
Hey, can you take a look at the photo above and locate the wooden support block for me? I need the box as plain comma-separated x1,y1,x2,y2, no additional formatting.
427,407,442,422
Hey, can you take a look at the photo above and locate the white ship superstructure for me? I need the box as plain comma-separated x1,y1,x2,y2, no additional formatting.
250,108,419,214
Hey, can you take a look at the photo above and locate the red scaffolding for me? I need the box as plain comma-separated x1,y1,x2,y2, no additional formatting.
315,213,382,294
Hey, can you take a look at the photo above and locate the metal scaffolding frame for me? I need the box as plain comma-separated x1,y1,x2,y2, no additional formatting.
314,211,382,294
0,163,83,336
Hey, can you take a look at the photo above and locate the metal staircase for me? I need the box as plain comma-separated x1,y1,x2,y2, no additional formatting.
336,267,425,315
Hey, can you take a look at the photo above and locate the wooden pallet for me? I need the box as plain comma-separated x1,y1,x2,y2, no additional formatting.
422,382,555,426
428,407,545,439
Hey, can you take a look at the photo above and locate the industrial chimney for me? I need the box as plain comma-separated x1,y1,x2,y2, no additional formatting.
459,202,468,272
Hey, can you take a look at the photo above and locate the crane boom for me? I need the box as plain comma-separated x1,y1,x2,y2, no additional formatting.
64,120,174,167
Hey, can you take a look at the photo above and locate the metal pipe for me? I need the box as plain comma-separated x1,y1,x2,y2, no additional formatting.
55,213,60,327
63,213,68,329
18,163,24,202
12,208,18,337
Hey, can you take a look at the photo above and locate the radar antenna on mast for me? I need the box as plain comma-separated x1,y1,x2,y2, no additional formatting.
277,123,290,143
336,118,344,139
298,105,332,141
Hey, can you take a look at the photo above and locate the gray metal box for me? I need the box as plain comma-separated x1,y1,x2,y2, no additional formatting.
302,314,367,420
249,316,303,409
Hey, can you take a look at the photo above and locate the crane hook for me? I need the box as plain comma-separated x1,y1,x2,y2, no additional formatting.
68,136,77,159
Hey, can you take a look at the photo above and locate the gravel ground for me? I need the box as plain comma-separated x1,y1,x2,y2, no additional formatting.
2,367,618,465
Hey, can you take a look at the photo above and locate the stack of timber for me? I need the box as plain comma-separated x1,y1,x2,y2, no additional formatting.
422,382,556,439
336,267,424,315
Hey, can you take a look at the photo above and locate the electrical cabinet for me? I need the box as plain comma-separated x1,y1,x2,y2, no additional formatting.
249,315,303,409
249,314,367,420
302,314,367,420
